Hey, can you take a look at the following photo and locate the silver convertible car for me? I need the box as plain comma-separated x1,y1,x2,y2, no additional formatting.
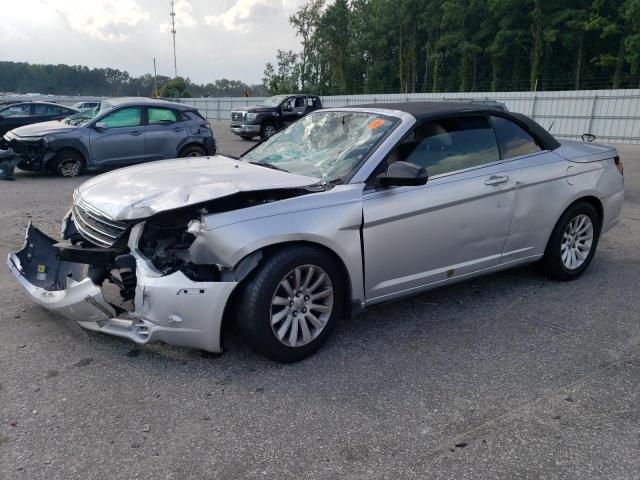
8,102,624,362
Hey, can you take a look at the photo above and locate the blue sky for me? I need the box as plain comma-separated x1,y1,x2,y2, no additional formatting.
1,0,305,84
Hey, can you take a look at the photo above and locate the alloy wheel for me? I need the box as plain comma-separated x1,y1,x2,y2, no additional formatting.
264,125,277,137
270,265,334,347
58,158,82,177
561,214,594,270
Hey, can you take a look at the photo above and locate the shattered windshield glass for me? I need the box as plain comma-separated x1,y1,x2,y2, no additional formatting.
241,111,398,183
64,101,113,126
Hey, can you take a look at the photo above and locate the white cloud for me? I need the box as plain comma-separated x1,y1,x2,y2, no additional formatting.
0,0,305,84
49,0,150,42
204,0,284,33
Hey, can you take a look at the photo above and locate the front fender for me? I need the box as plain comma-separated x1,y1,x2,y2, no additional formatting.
188,195,365,309
43,137,91,169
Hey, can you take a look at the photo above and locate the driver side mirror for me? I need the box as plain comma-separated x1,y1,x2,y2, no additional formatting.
94,122,109,132
377,161,428,188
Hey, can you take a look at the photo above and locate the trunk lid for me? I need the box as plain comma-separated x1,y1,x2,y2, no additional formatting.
555,139,618,163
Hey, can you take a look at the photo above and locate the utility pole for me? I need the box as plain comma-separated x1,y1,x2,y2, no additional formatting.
153,57,158,97
170,0,177,78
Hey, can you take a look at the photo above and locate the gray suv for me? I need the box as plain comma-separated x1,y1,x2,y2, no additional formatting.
2,97,216,177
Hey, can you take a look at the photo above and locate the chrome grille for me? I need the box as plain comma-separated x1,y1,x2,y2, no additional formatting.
231,111,244,122
71,197,128,248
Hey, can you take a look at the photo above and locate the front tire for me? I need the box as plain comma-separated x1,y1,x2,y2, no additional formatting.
53,151,84,177
541,202,601,281
260,123,278,140
238,246,345,362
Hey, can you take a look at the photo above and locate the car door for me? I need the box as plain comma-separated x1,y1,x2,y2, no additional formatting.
362,115,516,303
145,107,185,161
280,96,304,125
488,115,571,263
89,106,147,166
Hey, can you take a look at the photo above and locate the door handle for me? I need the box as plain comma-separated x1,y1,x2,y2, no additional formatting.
172,127,182,131
130,130,143,136
484,175,509,186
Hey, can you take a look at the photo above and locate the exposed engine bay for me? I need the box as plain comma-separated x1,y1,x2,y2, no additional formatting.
59,187,315,305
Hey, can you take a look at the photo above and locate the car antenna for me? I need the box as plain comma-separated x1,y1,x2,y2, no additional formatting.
548,120,555,133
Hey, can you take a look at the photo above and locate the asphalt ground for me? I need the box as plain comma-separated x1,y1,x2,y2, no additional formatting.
0,122,639,479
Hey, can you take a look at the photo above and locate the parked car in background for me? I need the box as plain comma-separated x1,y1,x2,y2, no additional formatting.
3,97,216,177
71,101,100,111
0,101,78,137
230,94,322,140
8,102,624,362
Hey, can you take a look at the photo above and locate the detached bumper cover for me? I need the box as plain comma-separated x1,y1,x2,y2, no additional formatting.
0,149,20,180
8,225,237,352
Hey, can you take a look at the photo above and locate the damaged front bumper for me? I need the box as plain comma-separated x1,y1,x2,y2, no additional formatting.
8,224,237,352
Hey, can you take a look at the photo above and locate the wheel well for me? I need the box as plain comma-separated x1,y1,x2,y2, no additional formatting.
45,147,85,172
543,195,604,255
178,142,206,156
569,196,603,225
219,241,354,347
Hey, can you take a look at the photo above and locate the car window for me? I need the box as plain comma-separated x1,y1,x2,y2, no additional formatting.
148,107,178,124
32,104,49,115
100,107,142,128
391,116,500,177
3,104,31,117
282,98,294,110
491,115,541,159
42,105,67,115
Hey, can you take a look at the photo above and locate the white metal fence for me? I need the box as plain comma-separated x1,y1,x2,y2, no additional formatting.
174,89,640,144
4,89,639,143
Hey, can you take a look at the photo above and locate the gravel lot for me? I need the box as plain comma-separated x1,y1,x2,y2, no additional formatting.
1,122,639,479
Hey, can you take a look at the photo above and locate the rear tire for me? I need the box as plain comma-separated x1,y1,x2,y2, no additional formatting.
541,201,601,281
179,144,207,157
238,246,345,362
53,151,84,177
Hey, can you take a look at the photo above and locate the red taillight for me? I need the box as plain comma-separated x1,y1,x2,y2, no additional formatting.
614,156,623,175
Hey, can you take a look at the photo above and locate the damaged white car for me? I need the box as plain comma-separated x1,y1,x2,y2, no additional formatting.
8,103,625,362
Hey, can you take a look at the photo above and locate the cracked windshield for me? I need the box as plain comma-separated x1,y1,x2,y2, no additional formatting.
242,111,398,183
63,101,114,126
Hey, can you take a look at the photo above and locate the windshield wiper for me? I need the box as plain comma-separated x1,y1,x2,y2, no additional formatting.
247,161,289,173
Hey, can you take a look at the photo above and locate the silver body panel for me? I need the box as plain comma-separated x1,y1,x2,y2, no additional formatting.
8,106,625,353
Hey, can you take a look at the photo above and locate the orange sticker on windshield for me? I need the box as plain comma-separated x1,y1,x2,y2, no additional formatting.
367,119,385,129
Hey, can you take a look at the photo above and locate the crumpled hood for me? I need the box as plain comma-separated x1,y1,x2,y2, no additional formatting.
12,120,76,138
76,156,320,220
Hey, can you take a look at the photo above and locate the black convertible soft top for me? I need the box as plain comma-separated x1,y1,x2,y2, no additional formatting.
352,101,560,151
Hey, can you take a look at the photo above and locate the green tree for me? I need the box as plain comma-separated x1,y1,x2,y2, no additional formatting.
159,77,192,98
